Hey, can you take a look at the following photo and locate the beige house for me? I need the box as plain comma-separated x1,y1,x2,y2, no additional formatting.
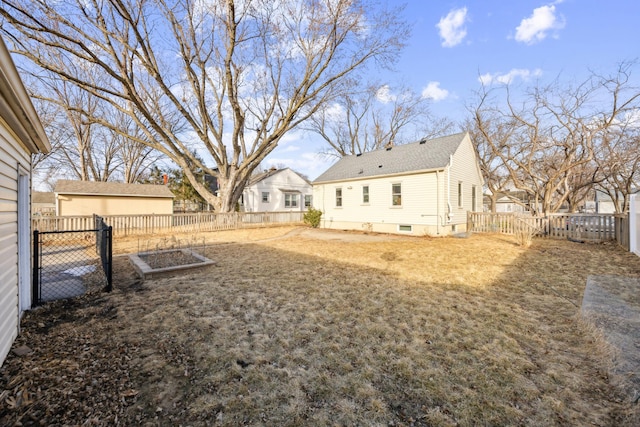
313,132,484,236
54,180,174,216
0,37,51,365
32,191,55,216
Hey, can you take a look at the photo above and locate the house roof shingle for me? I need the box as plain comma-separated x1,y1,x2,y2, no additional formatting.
54,180,174,198
248,167,311,186
32,191,55,204
313,132,468,183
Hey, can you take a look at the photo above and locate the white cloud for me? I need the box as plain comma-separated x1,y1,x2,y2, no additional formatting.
436,7,469,48
478,68,543,86
376,85,396,103
279,145,301,153
515,4,565,45
421,82,449,101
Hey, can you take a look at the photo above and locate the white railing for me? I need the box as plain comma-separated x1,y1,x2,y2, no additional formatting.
32,211,305,236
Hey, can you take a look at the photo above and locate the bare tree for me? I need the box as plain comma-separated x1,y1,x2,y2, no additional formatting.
29,76,161,183
308,83,436,157
1,0,408,211
470,65,640,215
594,115,640,213
467,89,519,213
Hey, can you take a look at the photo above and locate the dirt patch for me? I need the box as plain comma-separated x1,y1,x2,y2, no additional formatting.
2,230,640,426
138,250,205,269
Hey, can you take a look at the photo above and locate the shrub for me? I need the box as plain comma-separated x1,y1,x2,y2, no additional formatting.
303,207,322,228
514,220,539,247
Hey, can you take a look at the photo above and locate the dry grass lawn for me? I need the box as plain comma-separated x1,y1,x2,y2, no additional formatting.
2,226,639,426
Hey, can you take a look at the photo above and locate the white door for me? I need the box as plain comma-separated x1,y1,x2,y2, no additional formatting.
17,169,30,312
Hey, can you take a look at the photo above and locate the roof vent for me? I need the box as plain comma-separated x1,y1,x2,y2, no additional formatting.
419,139,426,144
378,164,383,168
356,153,362,157
385,146,392,151
358,168,363,174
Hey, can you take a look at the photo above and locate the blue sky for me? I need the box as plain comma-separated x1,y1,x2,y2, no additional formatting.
265,0,640,180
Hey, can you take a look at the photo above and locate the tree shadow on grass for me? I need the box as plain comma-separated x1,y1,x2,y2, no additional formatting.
2,235,640,426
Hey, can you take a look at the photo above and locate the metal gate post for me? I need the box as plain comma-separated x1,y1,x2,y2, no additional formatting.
32,230,40,307
106,226,113,292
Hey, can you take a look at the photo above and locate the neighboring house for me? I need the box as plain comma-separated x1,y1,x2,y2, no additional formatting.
32,191,55,216
0,36,51,365
483,190,531,213
241,167,312,212
54,180,174,216
313,132,484,235
592,189,640,214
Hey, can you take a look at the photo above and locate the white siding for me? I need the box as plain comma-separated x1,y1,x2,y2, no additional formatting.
314,171,449,235
447,134,484,230
0,121,31,366
243,169,312,212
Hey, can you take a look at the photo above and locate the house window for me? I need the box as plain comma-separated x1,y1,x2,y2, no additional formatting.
457,182,463,208
285,193,298,208
262,192,269,203
471,185,477,212
304,195,312,208
392,183,401,206
398,224,412,232
362,185,369,204
335,188,342,207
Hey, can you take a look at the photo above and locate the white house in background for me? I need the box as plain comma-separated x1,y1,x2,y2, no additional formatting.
241,168,312,212
592,189,640,214
0,37,51,366
483,190,531,213
313,132,484,236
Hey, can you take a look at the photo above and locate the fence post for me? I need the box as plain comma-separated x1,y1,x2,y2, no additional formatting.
32,230,40,308
106,226,113,292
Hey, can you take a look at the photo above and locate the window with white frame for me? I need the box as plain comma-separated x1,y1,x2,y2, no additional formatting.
362,185,369,204
335,188,343,207
392,183,402,206
457,182,463,208
304,195,312,208
285,193,298,208
262,192,269,203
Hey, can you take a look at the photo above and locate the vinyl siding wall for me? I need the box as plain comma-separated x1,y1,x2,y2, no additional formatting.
447,135,484,230
313,170,448,235
242,169,312,212
0,120,31,366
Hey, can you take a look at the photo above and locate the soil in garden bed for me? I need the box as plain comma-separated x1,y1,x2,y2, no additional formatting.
138,250,204,269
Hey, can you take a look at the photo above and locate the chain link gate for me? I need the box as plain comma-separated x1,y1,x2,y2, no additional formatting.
32,218,112,307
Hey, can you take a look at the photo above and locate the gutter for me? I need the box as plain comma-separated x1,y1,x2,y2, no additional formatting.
314,166,446,186
447,154,453,223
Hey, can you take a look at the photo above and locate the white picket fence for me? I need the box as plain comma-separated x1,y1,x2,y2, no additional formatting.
630,194,640,256
468,212,629,249
32,211,305,237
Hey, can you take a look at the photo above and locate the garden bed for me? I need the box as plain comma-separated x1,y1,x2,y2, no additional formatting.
129,249,215,280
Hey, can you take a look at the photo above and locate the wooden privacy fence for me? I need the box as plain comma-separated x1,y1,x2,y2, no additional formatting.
33,211,305,236
468,212,630,249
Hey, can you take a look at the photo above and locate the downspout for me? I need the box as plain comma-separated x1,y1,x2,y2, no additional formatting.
447,154,453,223
436,170,440,235
322,184,325,228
